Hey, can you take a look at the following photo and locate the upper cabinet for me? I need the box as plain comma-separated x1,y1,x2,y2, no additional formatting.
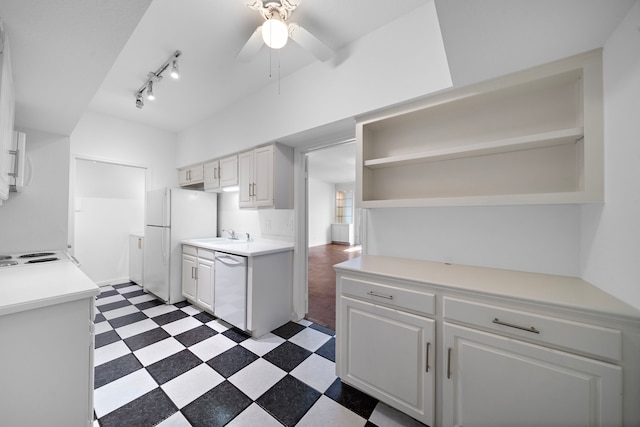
356,49,603,208
204,155,238,192
0,24,15,202
239,143,293,209
178,164,204,187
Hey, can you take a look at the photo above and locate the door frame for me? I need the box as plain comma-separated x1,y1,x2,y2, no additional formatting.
292,138,356,321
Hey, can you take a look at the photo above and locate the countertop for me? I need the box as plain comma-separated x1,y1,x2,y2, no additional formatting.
0,261,100,316
334,255,640,322
181,238,294,257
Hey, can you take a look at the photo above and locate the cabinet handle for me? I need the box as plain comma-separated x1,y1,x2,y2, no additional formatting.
447,347,452,379
195,267,198,280
138,238,141,249
492,317,540,334
214,167,218,179
425,342,430,373
191,266,195,279
367,290,393,300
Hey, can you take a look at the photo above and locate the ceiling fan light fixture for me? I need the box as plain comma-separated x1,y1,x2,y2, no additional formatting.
262,16,288,49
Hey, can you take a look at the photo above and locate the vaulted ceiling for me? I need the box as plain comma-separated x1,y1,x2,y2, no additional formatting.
0,0,635,139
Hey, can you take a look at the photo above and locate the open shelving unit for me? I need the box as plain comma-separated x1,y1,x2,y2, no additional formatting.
356,50,603,208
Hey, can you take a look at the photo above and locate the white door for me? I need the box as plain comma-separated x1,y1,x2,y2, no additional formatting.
253,145,273,207
238,151,254,207
143,225,171,302
197,258,214,312
219,155,238,187
442,322,622,427
339,296,435,426
181,253,197,301
204,161,219,191
146,188,170,227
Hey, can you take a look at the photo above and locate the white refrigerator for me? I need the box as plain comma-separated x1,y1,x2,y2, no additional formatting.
143,188,217,303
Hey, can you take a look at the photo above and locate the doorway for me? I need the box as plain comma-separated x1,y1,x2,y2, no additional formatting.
72,158,146,285
304,142,359,330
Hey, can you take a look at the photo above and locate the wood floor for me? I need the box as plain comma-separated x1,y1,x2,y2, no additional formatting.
305,243,361,331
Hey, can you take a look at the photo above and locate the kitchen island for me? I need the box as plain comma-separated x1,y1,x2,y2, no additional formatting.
0,261,99,427
181,238,294,337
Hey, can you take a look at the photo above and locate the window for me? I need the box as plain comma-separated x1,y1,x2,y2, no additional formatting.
335,190,353,224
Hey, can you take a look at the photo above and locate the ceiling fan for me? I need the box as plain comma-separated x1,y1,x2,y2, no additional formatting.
237,0,333,62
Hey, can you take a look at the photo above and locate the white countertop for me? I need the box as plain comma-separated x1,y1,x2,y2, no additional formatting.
181,237,294,257
0,261,100,317
334,255,640,322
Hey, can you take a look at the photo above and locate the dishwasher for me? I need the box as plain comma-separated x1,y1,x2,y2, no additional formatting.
214,252,248,330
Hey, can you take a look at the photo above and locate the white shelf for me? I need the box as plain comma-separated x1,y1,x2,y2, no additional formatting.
364,128,584,169
356,49,603,208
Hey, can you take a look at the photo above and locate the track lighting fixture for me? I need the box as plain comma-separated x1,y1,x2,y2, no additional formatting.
134,50,181,109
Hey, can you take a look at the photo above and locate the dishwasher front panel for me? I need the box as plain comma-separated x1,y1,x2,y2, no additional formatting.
214,252,248,331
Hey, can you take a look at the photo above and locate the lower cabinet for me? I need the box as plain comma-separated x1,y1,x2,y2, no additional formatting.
335,257,637,427
338,296,435,425
181,245,214,313
196,256,214,312
442,322,622,427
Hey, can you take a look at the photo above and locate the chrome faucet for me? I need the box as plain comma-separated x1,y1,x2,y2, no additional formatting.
223,229,237,240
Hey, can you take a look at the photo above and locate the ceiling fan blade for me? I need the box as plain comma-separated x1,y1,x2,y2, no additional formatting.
281,0,304,12
237,26,264,61
288,23,332,62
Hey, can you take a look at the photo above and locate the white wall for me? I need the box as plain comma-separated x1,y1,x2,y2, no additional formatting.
176,2,451,166
362,1,638,280
0,128,70,253
581,1,640,310
74,160,145,285
70,111,178,284
366,205,581,276
217,191,294,241
308,177,334,247
71,111,178,190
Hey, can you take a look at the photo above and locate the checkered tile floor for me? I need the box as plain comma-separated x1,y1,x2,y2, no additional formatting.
93,283,426,427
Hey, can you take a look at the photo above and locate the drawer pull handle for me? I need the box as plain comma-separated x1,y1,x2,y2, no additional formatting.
447,347,452,379
367,290,393,300
425,342,430,373
492,317,540,334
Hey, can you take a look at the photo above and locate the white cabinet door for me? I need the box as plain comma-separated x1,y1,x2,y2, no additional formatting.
204,160,219,191
442,322,622,427
129,235,144,285
339,296,435,426
238,150,254,207
197,257,214,312
181,254,197,301
253,145,274,207
219,155,238,187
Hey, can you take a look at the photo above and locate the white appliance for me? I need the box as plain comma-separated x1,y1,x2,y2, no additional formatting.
144,188,217,303
9,131,26,192
0,250,75,268
214,252,248,330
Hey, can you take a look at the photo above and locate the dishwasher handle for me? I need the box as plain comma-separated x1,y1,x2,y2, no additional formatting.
215,254,245,266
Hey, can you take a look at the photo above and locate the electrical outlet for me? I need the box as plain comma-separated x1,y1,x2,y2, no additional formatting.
264,219,271,231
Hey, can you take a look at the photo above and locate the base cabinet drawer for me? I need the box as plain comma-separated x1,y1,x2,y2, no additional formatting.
338,296,434,426
442,322,622,427
340,276,434,316
444,297,622,361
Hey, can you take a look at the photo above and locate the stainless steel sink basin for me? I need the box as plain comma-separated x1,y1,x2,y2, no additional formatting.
191,237,250,244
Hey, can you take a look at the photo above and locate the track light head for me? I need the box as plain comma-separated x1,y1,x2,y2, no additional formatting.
135,94,144,109
170,59,180,79
146,81,155,101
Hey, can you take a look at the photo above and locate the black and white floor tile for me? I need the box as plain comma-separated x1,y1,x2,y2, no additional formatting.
93,282,426,427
